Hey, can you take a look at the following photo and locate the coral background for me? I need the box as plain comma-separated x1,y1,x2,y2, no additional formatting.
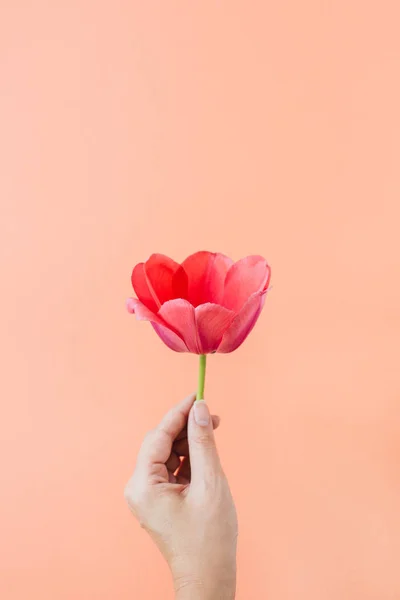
1,2,399,598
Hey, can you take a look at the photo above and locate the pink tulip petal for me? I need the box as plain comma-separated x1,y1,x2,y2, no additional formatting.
181,251,233,306
126,297,137,314
158,299,201,353
223,256,271,312
131,254,188,312
145,254,188,305
131,263,158,312
195,303,235,354
172,266,189,300
126,297,188,352
151,323,189,353
217,291,267,353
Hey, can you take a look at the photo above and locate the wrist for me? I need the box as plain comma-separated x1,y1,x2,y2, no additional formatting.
174,579,236,600
173,563,236,600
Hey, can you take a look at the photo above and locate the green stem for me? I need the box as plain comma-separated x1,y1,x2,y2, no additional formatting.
196,354,207,401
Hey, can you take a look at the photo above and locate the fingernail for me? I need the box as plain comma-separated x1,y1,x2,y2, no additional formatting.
194,400,210,426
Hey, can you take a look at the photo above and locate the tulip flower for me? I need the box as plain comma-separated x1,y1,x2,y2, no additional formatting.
126,251,271,400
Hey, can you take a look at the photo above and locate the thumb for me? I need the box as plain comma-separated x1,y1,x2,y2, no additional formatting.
188,400,221,487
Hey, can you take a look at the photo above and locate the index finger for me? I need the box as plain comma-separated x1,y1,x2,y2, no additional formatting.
136,393,195,470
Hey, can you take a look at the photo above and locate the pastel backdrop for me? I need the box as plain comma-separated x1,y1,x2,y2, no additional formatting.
1,2,399,599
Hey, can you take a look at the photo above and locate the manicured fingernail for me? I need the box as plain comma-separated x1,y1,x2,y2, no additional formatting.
194,400,210,426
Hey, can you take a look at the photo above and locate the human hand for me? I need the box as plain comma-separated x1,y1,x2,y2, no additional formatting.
124,394,237,600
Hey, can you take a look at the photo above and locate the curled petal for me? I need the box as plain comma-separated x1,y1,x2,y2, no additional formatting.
146,254,188,304
131,254,188,312
223,256,271,312
217,291,267,353
181,251,233,306
158,299,201,354
126,298,188,352
126,298,137,314
131,263,158,312
195,303,235,354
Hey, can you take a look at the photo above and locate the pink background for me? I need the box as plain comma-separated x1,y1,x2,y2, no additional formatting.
1,2,400,598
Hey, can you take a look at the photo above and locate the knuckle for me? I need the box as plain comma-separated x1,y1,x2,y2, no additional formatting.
192,432,215,449
144,428,156,443
140,429,158,453
124,479,146,511
123,483,135,507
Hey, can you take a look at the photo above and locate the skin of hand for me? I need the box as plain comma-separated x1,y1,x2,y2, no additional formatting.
124,394,238,600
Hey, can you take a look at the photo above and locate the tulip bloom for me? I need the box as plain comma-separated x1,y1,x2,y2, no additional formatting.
126,251,271,399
